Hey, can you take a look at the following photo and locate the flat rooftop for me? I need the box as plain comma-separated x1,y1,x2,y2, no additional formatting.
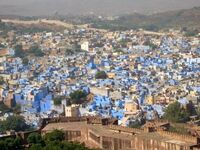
42,122,135,140
42,121,196,146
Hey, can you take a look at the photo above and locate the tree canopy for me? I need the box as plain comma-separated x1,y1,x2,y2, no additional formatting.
28,130,92,150
0,130,94,150
163,101,196,123
44,130,65,142
95,71,107,79
14,44,44,59
22,57,29,65
27,132,44,145
0,115,29,132
14,45,25,58
0,76,5,85
69,90,87,104
53,97,62,106
0,137,22,150
29,45,44,57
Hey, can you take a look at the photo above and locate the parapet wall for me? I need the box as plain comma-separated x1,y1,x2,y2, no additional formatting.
158,130,198,144
108,125,144,134
40,116,117,129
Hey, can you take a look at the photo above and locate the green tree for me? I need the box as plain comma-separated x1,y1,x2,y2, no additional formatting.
12,104,21,114
0,130,92,150
22,57,29,65
0,141,7,150
69,90,87,104
44,129,65,142
129,118,145,129
0,115,29,132
163,101,190,123
29,144,43,150
53,97,62,105
62,141,90,150
4,137,22,150
29,45,44,57
27,132,43,145
95,71,107,79
185,29,199,37
43,142,63,150
14,45,25,58
143,40,158,50
0,76,5,85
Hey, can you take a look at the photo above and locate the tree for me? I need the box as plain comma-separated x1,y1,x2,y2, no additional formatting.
42,142,63,150
12,104,21,114
163,101,190,123
44,129,65,142
0,76,5,85
0,130,92,150
27,132,43,145
143,40,158,50
53,97,62,105
0,141,7,150
22,57,29,65
129,118,146,129
69,90,87,104
2,137,22,150
62,141,90,150
29,45,44,57
95,71,107,79
29,144,43,150
185,29,199,37
65,49,74,55
41,130,92,150
14,45,25,58
0,115,29,132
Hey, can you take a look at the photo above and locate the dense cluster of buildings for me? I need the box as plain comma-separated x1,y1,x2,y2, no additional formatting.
0,26,200,136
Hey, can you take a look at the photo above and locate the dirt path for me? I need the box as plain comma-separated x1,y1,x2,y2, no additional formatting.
1,19,76,28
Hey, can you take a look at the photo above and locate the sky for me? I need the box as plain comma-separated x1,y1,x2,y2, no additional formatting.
0,0,200,16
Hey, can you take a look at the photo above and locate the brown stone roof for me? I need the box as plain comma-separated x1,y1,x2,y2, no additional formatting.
42,121,197,146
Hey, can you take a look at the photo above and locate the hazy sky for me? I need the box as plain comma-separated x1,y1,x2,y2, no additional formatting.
0,0,200,16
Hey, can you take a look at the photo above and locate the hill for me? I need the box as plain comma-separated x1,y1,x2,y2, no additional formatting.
91,7,200,31
0,0,200,16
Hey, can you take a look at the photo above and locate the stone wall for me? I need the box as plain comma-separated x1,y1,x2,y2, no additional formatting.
158,130,198,144
1,117,200,150
64,130,82,141
41,116,117,128
108,125,144,134
102,136,132,150
133,136,191,150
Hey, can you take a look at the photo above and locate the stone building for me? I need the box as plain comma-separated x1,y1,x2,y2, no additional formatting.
124,100,139,114
41,117,200,150
4,90,16,108
65,104,80,117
